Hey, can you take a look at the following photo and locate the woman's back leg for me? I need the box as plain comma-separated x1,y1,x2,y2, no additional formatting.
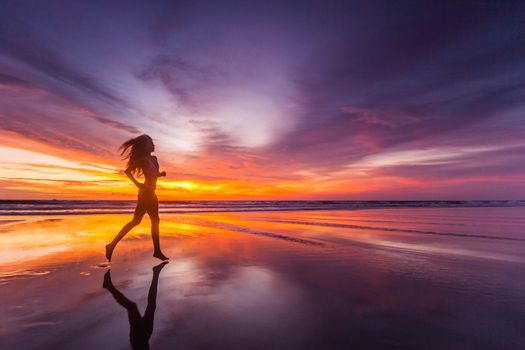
106,199,147,261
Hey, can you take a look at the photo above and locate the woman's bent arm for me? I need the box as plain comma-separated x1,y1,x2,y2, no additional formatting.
124,167,143,188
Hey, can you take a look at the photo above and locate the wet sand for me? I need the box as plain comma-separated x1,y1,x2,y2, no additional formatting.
1,207,525,349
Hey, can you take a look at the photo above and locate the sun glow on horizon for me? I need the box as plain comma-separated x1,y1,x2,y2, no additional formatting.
1,140,525,201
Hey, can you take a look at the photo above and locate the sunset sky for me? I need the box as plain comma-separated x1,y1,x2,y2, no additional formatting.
1,0,524,200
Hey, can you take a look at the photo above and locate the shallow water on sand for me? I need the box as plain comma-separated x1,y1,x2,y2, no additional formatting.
1,208,524,349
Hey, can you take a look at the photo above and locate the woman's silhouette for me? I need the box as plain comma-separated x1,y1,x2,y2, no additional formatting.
106,134,169,261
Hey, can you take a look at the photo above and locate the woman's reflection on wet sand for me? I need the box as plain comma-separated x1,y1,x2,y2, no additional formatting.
103,262,168,350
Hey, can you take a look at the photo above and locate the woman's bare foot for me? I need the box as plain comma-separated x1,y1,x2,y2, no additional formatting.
153,251,169,261
105,244,114,262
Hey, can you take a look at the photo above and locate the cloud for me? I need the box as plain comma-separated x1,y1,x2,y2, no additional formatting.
0,73,32,88
367,144,525,180
340,106,420,128
0,16,129,109
1,0,525,199
81,113,141,134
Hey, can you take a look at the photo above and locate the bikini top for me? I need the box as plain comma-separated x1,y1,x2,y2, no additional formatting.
142,156,159,175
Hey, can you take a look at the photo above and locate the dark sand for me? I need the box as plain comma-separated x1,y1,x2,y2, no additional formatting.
1,207,525,349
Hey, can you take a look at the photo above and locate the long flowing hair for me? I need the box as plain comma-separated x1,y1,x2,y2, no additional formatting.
119,134,152,175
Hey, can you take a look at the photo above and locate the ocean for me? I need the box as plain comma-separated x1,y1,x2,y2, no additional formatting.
1,199,524,215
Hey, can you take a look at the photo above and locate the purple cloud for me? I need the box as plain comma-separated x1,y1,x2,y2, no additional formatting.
1,0,524,198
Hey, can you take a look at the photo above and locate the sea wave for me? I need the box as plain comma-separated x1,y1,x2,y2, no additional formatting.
0,200,524,216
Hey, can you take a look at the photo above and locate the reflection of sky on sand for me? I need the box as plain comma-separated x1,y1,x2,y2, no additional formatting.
1,208,525,349
156,264,313,349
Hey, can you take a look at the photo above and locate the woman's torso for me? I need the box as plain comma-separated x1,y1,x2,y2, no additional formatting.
141,156,159,193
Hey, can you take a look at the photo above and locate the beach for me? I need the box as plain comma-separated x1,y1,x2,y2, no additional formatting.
1,206,525,349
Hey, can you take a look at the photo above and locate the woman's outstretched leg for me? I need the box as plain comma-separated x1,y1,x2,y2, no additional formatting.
106,219,141,261
106,201,146,262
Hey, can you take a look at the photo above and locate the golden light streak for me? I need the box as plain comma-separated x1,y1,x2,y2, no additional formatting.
3,135,518,200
